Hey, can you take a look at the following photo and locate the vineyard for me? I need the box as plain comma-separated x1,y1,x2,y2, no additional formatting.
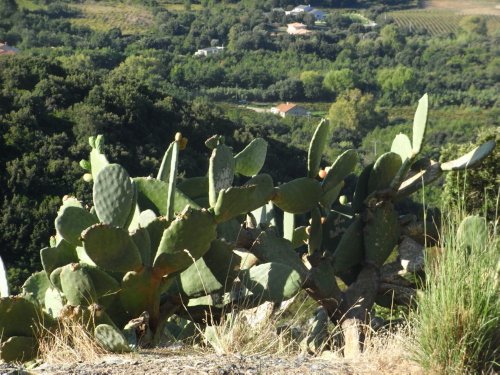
69,3,154,34
387,10,500,35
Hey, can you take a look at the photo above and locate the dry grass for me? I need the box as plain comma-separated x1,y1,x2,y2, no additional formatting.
37,314,109,364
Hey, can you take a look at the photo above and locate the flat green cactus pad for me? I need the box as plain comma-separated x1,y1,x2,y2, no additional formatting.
60,263,98,306
178,176,208,201
273,177,322,214
154,208,217,275
391,133,413,163
134,177,200,216
239,262,302,303
131,227,152,267
179,239,241,298
364,203,400,266
81,224,143,273
22,271,50,306
250,231,307,278
94,324,130,353
93,164,136,228
0,296,53,338
412,93,428,155
234,138,268,177
368,152,402,193
0,336,37,362
308,119,330,179
120,268,160,322
40,239,78,277
440,140,496,171
332,217,364,273
322,149,358,192
55,206,99,246
352,163,373,212
213,174,274,223
209,144,235,207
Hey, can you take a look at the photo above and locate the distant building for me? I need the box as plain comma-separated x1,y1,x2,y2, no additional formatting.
287,22,311,35
285,5,327,21
194,46,224,57
309,9,327,21
289,4,313,14
271,102,309,118
0,42,18,56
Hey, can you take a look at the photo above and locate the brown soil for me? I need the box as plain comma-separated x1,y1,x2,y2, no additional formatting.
424,0,500,16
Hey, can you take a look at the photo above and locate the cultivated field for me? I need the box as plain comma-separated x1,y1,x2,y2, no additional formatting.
70,3,154,34
387,0,500,35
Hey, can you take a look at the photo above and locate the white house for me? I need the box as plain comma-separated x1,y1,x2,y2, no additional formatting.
194,46,224,57
287,22,311,35
285,5,327,21
271,103,309,118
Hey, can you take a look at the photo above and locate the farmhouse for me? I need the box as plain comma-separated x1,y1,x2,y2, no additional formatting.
271,102,309,118
194,46,224,57
287,22,311,35
0,42,18,56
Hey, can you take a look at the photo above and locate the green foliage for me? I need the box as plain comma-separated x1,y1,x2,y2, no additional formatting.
413,214,499,374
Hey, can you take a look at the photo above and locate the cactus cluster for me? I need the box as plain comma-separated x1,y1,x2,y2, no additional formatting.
0,95,495,362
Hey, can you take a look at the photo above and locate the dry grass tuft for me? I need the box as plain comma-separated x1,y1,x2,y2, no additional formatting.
37,314,108,364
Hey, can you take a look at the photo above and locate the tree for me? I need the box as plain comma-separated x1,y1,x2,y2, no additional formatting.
0,0,18,19
376,65,418,105
300,70,326,100
323,68,357,97
328,89,387,136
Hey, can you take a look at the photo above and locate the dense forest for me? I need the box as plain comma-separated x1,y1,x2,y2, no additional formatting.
0,0,498,291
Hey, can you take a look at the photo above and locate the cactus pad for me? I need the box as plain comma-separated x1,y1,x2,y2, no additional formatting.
60,263,98,306
209,143,235,207
93,164,136,228
154,207,217,275
364,203,400,266
213,174,274,223
412,93,428,155
22,271,50,306
179,239,241,297
440,140,496,171
322,149,358,192
40,239,78,277
331,217,364,273
0,336,37,362
307,119,330,179
234,138,268,177
391,133,412,163
81,224,143,273
55,206,99,246
94,324,130,353
272,177,322,214
368,152,402,193
239,262,302,303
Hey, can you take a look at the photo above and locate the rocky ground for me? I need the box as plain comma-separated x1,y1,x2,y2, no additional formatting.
0,349,423,375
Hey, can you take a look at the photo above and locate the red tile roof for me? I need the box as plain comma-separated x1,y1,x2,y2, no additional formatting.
275,103,297,113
